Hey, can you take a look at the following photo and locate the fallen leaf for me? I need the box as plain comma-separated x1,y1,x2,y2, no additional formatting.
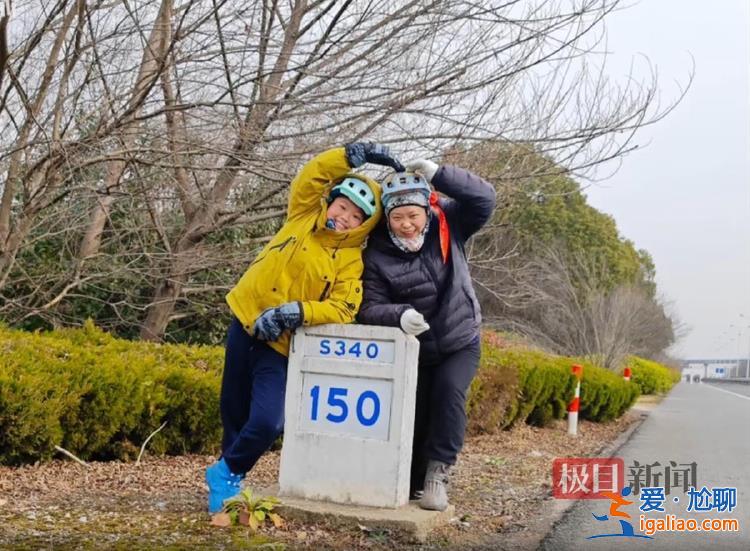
269,512,284,528
210,513,232,527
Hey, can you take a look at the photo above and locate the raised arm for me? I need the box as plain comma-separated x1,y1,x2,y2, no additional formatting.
288,144,405,220
406,159,496,240
431,165,496,240
287,147,350,220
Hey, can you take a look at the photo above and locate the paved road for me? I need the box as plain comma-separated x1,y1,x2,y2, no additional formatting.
711,381,750,398
540,381,750,551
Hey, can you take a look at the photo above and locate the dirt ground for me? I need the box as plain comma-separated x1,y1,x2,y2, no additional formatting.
0,413,640,550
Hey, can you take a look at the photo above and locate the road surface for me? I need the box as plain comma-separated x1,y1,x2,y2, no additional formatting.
540,381,750,550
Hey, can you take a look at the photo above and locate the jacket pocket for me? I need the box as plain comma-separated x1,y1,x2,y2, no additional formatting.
318,280,332,302
342,280,362,313
463,287,479,322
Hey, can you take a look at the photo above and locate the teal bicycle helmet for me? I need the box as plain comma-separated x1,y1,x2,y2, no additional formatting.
329,177,377,218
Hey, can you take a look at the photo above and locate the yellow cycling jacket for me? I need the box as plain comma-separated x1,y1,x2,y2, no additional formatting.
226,147,382,357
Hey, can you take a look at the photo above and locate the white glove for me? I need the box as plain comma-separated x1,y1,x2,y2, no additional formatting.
406,159,439,183
400,308,430,336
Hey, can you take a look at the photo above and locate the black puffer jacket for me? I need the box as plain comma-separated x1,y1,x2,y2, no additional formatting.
357,165,496,364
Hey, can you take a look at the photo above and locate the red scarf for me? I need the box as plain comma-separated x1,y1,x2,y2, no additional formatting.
429,192,450,264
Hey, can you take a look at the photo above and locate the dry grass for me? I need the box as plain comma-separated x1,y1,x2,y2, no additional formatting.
0,413,639,550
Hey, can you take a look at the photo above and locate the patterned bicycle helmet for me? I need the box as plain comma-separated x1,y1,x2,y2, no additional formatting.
382,172,431,197
382,172,431,215
329,177,377,218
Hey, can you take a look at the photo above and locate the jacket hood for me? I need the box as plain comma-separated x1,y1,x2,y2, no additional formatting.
314,172,382,248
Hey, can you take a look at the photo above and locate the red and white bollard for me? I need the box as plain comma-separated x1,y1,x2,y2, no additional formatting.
623,367,632,382
567,364,583,436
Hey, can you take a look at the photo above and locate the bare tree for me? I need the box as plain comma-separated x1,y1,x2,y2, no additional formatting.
489,245,676,368
0,1,10,94
0,1,685,342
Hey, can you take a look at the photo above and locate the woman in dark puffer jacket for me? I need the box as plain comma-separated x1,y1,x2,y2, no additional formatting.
357,158,496,511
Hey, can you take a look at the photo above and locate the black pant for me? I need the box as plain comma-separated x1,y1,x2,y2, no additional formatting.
410,338,481,494
220,318,288,474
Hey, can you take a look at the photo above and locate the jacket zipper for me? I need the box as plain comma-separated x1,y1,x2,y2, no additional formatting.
421,248,445,356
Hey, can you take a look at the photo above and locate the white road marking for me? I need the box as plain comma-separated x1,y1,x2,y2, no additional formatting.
703,383,750,401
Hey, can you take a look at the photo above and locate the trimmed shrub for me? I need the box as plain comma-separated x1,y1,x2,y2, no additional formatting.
0,360,77,465
574,361,640,422
466,332,640,434
514,351,578,427
627,356,680,395
0,321,223,465
2,323,647,464
467,339,578,433
466,342,522,433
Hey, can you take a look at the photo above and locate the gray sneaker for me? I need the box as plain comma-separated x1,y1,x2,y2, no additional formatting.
419,460,450,511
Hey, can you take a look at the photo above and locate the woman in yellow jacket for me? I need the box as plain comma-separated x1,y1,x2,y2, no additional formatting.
206,143,403,513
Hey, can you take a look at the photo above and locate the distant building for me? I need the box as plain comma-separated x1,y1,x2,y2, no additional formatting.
680,358,749,382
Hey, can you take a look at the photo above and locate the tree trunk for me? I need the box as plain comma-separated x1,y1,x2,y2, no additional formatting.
139,248,195,341
75,0,173,267
139,0,308,341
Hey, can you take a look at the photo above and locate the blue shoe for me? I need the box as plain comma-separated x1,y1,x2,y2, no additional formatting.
205,458,244,513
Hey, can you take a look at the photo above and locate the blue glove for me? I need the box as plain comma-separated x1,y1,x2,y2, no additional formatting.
253,307,283,341
345,142,405,172
252,302,304,341
274,301,303,331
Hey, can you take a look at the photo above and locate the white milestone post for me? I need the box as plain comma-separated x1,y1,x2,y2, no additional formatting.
279,324,419,509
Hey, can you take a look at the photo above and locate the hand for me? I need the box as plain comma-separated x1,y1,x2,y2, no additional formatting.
274,301,303,331
346,142,405,172
405,159,439,183
253,302,304,341
400,308,430,336
253,307,283,341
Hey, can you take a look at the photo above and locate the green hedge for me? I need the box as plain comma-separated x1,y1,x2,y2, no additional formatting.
575,360,639,422
0,321,223,465
466,338,640,434
1,323,646,465
627,356,680,395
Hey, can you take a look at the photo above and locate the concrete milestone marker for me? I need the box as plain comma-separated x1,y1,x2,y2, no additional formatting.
256,484,455,543
279,324,419,508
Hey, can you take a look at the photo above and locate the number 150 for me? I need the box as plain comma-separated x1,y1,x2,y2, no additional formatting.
310,385,381,426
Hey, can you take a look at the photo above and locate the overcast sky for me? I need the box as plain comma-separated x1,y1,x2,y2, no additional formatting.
583,0,750,360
